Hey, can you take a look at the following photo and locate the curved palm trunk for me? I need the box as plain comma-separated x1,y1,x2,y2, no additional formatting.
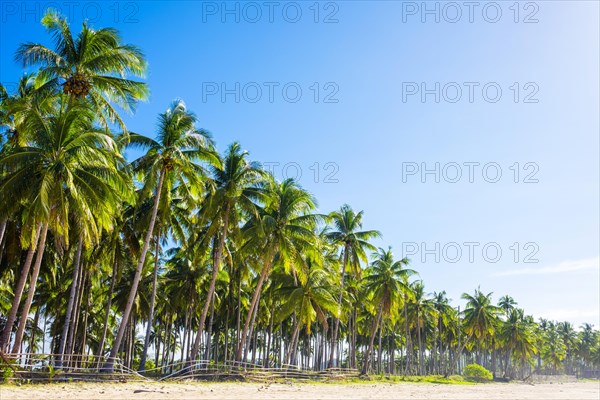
58,236,83,367
11,223,49,354
235,258,271,363
285,320,301,366
104,169,165,372
329,245,349,368
190,210,229,362
244,293,261,362
361,303,383,375
0,224,42,352
139,236,160,372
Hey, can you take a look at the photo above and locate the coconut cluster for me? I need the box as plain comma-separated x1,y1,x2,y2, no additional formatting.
63,74,92,97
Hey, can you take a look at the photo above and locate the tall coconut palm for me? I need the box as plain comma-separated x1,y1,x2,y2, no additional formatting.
326,205,380,368
361,247,415,375
431,291,454,374
0,99,129,354
15,9,148,129
138,186,193,371
461,288,501,365
104,100,219,371
407,281,437,375
188,142,263,363
498,308,537,377
557,321,578,374
235,178,318,363
541,323,567,374
274,264,339,365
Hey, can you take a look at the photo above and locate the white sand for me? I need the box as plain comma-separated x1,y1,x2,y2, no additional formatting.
1,381,599,400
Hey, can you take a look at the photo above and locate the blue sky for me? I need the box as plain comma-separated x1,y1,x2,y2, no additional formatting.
1,1,598,326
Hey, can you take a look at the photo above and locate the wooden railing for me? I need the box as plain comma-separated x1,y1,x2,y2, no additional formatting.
0,353,359,383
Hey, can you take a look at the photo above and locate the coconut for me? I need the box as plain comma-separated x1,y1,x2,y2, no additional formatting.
63,73,91,98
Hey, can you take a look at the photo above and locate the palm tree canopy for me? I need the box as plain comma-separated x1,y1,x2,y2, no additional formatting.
363,247,416,317
15,9,148,129
128,99,221,206
461,288,502,342
326,204,381,277
0,98,131,246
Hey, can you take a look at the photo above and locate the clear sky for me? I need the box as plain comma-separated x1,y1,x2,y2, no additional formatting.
1,1,598,327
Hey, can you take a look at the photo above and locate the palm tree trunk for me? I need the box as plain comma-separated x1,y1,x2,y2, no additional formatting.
11,223,49,354
190,211,229,361
58,236,83,367
390,328,396,374
180,311,188,362
0,224,42,352
224,286,232,363
0,220,6,247
244,295,260,362
235,272,241,354
417,310,424,375
96,254,118,368
205,295,216,361
403,299,411,374
361,303,383,375
139,236,160,371
265,311,274,367
290,322,301,366
67,268,86,367
377,319,383,373
329,244,349,368
235,258,271,363
352,305,358,369
27,307,40,358
104,169,165,372
78,285,91,366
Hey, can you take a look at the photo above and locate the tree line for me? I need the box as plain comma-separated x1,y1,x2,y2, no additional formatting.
0,11,598,378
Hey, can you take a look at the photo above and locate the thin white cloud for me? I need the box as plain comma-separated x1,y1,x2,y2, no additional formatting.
493,256,599,277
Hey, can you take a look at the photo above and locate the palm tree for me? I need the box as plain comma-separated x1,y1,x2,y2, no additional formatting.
139,187,194,371
461,288,501,366
104,100,219,371
498,295,517,316
432,291,454,374
361,247,414,375
0,99,129,354
188,142,263,363
235,178,318,363
577,323,596,371
274,264,339,366
15,9,148,129
498,308,537,378
406,281,437,375
0,74,56,147
557,321,577,374
541,322,567,374
0,77,56,353
326,205,380,368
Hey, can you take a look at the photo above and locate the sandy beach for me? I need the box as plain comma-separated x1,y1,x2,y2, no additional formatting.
1,381,599,400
